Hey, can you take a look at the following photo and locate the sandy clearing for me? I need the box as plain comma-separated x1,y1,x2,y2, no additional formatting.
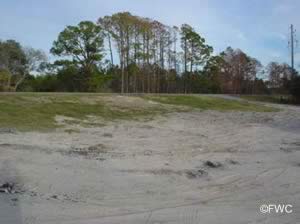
0,100,299,224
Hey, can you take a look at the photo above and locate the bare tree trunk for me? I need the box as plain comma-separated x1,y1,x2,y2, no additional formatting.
108,34,114,66
14,74,26,92
121,54,125,94
184,37,187,94
126,29,130,93
184,37,187,74
7,74,12,91
146,32,150,93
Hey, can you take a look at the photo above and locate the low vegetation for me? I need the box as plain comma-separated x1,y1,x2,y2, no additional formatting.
146,95,278,112
240,95,300,105
0,94,277,131
0,93,165,131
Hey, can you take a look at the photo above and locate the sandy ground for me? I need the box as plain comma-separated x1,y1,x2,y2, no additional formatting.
0,97,299,224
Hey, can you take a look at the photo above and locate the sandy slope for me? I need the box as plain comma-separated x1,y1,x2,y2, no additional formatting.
0,99,299,224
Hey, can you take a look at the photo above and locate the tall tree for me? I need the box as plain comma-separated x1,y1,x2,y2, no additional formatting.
220,47,262,94
98,16,115,66
51,21,104,77
101,12,135,93
0,40,47,91
180,24,212,93
0,40,27,91
267,62,293,88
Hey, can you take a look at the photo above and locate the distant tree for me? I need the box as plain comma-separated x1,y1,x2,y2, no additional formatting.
98,16,115,66
0,40,27,91
219,47,262,94
24,47,47,73
16,11,294,95
0,40,46,91
289,75,300,102
51,21,105,78
202,55,224,92
203,55,224,75
180,24,213,93
98,12,137,93
17,47,48,90
266,62,293,93
181,24,191,75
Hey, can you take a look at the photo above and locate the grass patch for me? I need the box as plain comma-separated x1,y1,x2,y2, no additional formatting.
0,93,278,131
0,93,165,131
145,95,278,112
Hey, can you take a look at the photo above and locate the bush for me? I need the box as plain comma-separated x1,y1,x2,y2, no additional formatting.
88,72,113,92
0,69,11,91
290,75,300,102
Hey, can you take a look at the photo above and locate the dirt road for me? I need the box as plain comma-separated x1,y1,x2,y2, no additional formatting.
0,97,299,224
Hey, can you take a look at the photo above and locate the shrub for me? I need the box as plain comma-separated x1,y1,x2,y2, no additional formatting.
290,75,300,103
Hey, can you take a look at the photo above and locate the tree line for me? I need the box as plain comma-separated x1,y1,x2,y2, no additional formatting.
0,11,299,100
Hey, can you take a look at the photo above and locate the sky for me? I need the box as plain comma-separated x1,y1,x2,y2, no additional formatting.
1,0,299,67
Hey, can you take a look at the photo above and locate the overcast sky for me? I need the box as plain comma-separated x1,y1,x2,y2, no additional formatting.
1,0,299,67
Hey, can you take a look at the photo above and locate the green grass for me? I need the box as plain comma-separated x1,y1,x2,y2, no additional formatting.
145,95,278,112
0,93,278,131
0,93,165,131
